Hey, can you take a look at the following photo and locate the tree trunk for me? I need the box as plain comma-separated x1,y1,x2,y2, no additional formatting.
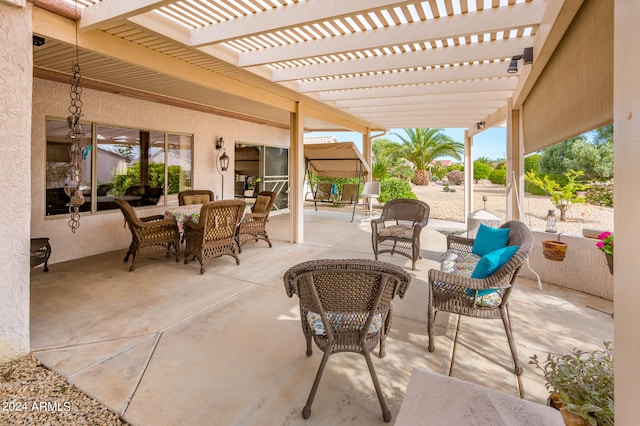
558,204,568,221
413,169,430,186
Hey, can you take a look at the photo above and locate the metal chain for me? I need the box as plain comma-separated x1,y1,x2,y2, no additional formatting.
65,62,85,233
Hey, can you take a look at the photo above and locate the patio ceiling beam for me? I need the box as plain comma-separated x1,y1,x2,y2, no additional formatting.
272,38,532,82
79,0,174,31
331,91,514,107
188,0,413,47
297,61,510,93
343,100,505,113
347,106,499,117
238,2,544,67
468,106,508,137
318,79,517,101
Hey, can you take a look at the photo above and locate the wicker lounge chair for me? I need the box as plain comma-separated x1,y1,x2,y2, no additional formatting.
371,199,430,270
178,189,214,206
427,220,533,376
237,191,277,252
284,259,412,422
183,200,245,274
115,198,180,272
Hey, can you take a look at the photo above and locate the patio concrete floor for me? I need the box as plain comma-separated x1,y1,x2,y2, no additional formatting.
30,210,614,425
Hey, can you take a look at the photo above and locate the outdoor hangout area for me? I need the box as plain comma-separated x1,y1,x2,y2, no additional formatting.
3,0,638,425
21,208,612,425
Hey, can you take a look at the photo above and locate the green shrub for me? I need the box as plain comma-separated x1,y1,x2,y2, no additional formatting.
585,183,614,207
489,169,506,185
446,170,464,185
524,154,541,173
446,164,464,173
525,173,569,195
473,161,493,180
379,177,417,202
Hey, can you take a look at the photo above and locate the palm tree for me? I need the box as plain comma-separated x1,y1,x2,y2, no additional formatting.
381,128,464,185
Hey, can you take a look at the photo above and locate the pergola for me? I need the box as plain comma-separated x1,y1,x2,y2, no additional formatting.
0,0,638,422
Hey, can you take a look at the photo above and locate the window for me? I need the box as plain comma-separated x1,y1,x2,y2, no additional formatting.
45,119,193,216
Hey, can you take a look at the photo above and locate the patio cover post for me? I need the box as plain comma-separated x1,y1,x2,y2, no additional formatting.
463,129,473,225
506,97,524,221
289,102,305,243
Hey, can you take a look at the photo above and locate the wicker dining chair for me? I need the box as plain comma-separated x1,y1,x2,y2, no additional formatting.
114,198,180,272
284,259,412,423
178,189,214,206
237,191,277,253
183,200,245,274
427,221,533,376
371,198,430,270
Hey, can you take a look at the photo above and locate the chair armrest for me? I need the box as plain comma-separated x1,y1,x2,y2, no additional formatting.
140,215,166,223
183,219,203,232
371,217,385,232
428,268,511,291
447,234,474,252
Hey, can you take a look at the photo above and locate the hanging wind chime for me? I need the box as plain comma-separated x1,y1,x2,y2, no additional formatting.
65,2,86,233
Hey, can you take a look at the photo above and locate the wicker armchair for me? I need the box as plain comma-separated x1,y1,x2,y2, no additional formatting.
114,198,180,272
178,189,214,206
427,220,533,376
284,259,412,422
237,191,277,253
183,200,245,274
371,199,430,270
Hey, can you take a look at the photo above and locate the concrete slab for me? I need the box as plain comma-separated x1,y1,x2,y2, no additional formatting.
29,212,614,425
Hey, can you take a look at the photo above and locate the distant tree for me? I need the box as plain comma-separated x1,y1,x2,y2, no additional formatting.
473,161,492,180
380,128,464,186
476,156,493,164
524,154,541,173
539,138,579,175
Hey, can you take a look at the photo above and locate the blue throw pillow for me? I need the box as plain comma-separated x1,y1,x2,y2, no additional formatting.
471,224,510,256
467,245,519,296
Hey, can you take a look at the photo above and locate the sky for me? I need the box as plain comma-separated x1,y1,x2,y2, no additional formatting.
305,127,507,162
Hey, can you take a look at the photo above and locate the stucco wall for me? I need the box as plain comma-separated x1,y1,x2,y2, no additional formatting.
520,230,614,301
31,78,289,265
0,2,32,362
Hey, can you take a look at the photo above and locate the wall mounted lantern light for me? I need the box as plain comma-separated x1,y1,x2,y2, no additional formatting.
507,47,534,74
216,137,230,198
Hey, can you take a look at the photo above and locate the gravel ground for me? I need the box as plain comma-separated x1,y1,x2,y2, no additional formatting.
1,354,128,425
5,184,612,425
411,181,613,235
309,181,614,235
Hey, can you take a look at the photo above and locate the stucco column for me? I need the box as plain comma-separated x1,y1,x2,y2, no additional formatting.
289,103,304,243
613,1,640,422
0,1,32,362
463,129,473,224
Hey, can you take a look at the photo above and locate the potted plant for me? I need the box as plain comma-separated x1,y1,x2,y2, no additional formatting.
595,231,614,274
542,234,568,261
529,342,614,426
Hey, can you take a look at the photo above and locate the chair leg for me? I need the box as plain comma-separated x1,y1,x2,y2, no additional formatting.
448,314,462,376
427,305,436,352
302,351,331,419
363,350,392,422
129,253,137,272
501,305,523,375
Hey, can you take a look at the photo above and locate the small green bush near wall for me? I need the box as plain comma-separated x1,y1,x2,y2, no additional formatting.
379,177,417,202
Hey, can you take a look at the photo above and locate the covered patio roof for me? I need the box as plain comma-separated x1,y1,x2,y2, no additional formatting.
32,0,582,135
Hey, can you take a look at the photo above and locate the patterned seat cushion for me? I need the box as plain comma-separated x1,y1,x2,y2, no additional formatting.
307,311,383,335
377,225,413,239
438,249,502,308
